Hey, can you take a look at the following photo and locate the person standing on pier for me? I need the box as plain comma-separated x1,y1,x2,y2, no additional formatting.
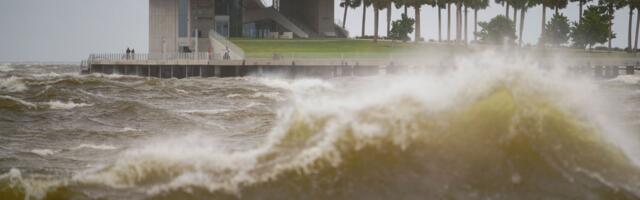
126,48,131,60
131,49,135,60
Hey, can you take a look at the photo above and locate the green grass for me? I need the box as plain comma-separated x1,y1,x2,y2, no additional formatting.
229,38,640,59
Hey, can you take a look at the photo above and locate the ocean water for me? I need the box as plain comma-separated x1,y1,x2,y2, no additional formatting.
1,52,640,200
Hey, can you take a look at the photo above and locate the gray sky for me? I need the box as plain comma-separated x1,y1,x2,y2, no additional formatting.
0,0,634,62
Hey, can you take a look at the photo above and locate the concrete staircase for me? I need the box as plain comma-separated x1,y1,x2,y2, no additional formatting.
244,7,310,38
209,30,245,60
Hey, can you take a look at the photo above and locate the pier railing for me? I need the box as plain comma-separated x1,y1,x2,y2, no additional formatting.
88,53,212,61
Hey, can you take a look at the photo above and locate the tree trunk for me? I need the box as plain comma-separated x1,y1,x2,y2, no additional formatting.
362,3,367,37
416,6,422,42
506,2,510,17
608,4,613,50
474,9,478,41
636,8,640,51
513,8,517,26
555,7,559,15
519,8,526,47
578,1,583,24
404,5,408,15
630,7,634,52
374,7,379,43
342,1,348,28
387,3,392,36
464,5,468,44
456,2,462,43
447,3,451,41
541,4,546,46
439,7,442,42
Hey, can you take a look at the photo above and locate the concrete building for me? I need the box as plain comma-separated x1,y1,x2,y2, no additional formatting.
149,0,346,55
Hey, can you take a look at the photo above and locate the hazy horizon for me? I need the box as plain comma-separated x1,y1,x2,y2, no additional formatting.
0,0,635,62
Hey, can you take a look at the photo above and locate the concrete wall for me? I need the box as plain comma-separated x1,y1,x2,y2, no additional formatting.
149,0,178,54
317,0,335,36
279,0,334,36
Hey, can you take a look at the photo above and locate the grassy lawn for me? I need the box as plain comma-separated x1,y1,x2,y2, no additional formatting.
230,38,640,59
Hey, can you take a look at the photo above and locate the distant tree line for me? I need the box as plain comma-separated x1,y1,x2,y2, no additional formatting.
339,0,640,51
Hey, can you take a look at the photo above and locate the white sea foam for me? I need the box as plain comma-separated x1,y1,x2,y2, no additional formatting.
72,144,118,151
0,76,27,92
0,95,37,108
30,149,58,157
0,65,14,72
46,101,92,110
608,75,640,85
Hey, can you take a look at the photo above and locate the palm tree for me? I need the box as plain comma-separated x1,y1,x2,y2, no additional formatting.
361,0,372,37
406,0,436,42
436,0,448,42
570,0,593,24
341,0,363,28
448,0,452,41
495,0,510,17
539,0,566,45
466,0,489,41
513,0,539,46
387,2,393,36
599,0,627,49
395,0,409,15
371,0,392,42
632,0,640,50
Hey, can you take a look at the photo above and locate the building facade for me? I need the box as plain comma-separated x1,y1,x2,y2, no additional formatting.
149,0,340,54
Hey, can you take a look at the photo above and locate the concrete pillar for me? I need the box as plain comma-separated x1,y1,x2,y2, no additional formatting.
124,66,128,75
610,66,619,78
199,66,203,77
170,66,174,78
147,66,151,77
185,66,189,78
594,66,603,78
258,66,264,77
235,66,240,77
214,66,221,77
627,66,635,75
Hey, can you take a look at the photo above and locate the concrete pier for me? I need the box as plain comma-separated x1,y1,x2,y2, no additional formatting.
81,56,640,79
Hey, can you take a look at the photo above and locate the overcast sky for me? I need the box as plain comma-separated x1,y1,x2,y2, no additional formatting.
0,0,634,62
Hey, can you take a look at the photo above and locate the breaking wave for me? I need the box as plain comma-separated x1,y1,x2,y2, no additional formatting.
3,52,640,199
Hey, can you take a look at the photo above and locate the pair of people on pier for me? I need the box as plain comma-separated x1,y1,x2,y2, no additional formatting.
125,48,136,60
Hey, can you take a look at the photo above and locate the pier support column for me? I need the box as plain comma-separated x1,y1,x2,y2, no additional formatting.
258,66,264,77
610,66,619,78
199,66,203,77
147,66,151,78
235,66,240,77
594,66,603,78
626,66,635,75
185,66,188,78
214,66,221,77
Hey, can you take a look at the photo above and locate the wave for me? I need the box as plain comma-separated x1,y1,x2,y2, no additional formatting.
71,144,118,151
0,65,14,72
4,51,640,199
45,101,92,110
0,76,27,92
30,149,58,157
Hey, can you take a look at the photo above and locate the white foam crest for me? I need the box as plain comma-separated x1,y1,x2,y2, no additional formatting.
30,149,58,157
258,78,334,94
72,144,118,151
0,76,27,92
45,101,92,110
0,95,37,108
0,168,62,199
0,65,14,72
608,75,640,85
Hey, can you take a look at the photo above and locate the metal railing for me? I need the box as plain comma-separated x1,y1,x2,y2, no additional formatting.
88,52,213,61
